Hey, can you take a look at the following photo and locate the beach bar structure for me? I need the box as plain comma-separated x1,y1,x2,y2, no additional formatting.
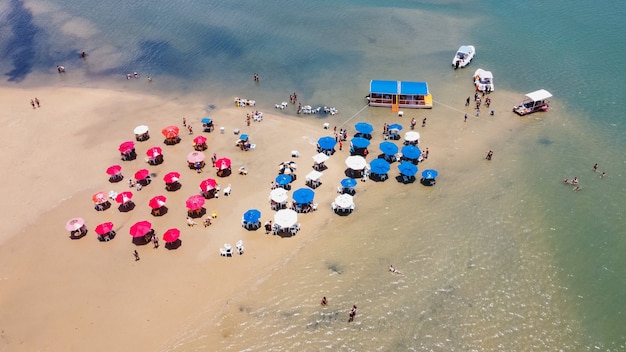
368,80,433,111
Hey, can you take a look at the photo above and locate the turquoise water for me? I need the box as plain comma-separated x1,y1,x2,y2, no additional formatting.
2,0,625,349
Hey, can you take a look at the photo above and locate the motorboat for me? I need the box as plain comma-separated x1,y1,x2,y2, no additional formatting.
513,89,552,116
473,68,494,92
452,45,475,69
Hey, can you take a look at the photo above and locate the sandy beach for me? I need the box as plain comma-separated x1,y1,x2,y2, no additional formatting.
0,84,529,351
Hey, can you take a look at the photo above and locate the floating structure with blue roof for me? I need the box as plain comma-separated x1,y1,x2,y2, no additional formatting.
368,80,433,110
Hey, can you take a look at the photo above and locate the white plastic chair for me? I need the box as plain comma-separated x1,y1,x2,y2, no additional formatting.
220,248,227,257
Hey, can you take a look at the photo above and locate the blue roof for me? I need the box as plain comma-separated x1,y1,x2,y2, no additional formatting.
370,80,429,95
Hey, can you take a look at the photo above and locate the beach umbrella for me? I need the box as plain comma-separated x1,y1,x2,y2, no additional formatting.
345,155,367,170
240,134,249,142
148,195,167,209
269,188,289,203
95,222,114,235
129,220,152,238
404,131,420,142
199,178,218,192
146,146,162,158
398,161,418,176
275,174,293,186
162,228,180,243
401,145,421,160
92,191,108,205
216,157,231,170
134,169,150,181
355,122,374,134
243,209,262,223
115,191,133,204
118,141,135,153
422,169,439,179
312,153,330,164
340,177,358,188
187,151,205,163
274,209,298,228
369,158,390,175
201,117,212,124
379,141,399,156
185,195,205,211
351,137,370,149
317,136,336,150
163,171,180,184
106,165,122,176
334,194,354,209
278,161,297,173
388,123,403,132
65,217,85,231
162,125,180,138
133,125,149,135
193,135,207,145
293,188,315,204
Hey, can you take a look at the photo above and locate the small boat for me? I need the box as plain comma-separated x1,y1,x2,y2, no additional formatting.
473,68,494,92
452,45,475,69
513,89,552,116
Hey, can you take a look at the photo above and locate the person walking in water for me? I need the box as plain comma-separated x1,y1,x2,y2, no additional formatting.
348,305,358,322
486,150,493,160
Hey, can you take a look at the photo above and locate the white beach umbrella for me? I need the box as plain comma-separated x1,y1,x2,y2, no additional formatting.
404,131,420,142
312,152,329,164
334,194,354,209
274,209,298,229
269,188,288,203
305,170,323,182
345,156,367,170
133,125,149,134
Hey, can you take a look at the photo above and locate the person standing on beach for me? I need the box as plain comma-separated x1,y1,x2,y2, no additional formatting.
182,117,186,127
466,97,470,106
152,236,159,249
133,250,140,261
321,297,328,306
34,98,40,107
464,113,468,122
30,99,35,109
422,118,427,127
486,150,493,160
339,141,343,151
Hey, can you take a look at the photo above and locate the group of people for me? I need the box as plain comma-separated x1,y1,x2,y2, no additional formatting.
562,164,606,192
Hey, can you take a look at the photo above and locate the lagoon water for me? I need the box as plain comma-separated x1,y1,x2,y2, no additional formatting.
2,0,625,350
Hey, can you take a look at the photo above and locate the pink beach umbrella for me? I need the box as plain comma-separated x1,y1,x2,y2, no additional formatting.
185,195,205,211
162,228,180,243
148,195,167,209
215,157,231,170
163,171,180,184
187,151,205,164
106,165,122,176
115,191,133,204
193,135,207,145
129,220,152,238
145,146,163,158
118,141,135,153
65,217,85,231
134,169,150,181
95,222,114,235
92,191,108,205
199,178,218,192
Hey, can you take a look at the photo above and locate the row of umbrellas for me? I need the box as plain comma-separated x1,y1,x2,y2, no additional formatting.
65,218,180,243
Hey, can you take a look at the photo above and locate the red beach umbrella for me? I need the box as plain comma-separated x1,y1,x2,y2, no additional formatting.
115,191,133,204
118,141,135,153
185,195,205,211
129,220,152,238
65,217,85,231
145,146,163,158
149,195,167,209
162,126,180,138
187,151,205,163
92,191,108,205
106,165,122,175
134,169,150,181
95,222,114,235
215,157,231,170
193,135,207,145
163,171,180,184
199,178,217,192
162,228,180,243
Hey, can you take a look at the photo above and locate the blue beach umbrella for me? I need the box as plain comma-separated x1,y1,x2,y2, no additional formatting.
201,117,212,124
370,158,391,175
388,123,402,132
275,174,293,185
398,161,418,176
293,188,315,204
351,137,370,149
240,134,249,141
379,141,399,156
340,178,358,188
317,136,337,150
243,209,261,223
422,169,439,179
401,145,421,160
355,122,374,134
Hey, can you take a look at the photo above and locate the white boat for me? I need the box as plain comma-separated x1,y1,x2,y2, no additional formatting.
452,45,475,69
473,68,494,92
513,89,552,116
